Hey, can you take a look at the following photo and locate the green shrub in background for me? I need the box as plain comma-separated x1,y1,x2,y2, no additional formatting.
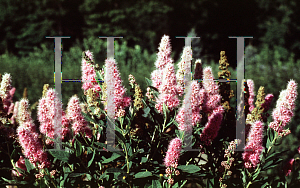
0,37,157,117
244,44,300,176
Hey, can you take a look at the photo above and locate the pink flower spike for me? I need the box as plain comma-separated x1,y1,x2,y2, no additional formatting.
200,106,224,145
176,81,204,132
17,99,50,168
203,67,219,95
247,79,255,112
0,73,12,99
155,35,173,70
164,137,182,168
81,51,101,97
155,63,181,113
262,94,274,113
103,58,131,119
243,121,264,168
269,80,297,133
37,89,69,145
67,95,92,138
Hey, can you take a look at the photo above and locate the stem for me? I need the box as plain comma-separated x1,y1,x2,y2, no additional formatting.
45,169,57,188
246,181,252,188
123,142,130,174
68,163,74,171
146,127,157,161
267,121,282,154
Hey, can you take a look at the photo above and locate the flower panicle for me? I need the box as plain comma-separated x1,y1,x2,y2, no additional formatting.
102,58,131,119
17,98,51,169
155,62,181,113
247,79,255,112
176,81,204,133
243,121,264,168
67,95,92,138
269,80,298,133
81,50,101,97
164,137,182,168
200,105,224,145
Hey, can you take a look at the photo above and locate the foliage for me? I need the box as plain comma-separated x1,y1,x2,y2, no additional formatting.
1,34,300,187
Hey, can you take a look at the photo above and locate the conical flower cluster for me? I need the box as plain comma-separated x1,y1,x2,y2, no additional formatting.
102,58,131,119
243,121,264,168
176,81,205,133
200,106,224,145
37,88,70,145
155,63,181,113
269,80,297,133
17,98,50,168
199,67,224,145
81,50,101,97
0,73,15,115
67,95,92,138
247,79,255,112
150,35,172,90
202,67,222,113
176,46,192,95
164,137,182,168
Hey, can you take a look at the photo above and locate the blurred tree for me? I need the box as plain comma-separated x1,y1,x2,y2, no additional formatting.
79,0,172,56
0,0,85,56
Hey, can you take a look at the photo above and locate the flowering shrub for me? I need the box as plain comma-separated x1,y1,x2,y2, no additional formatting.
0,35,300,188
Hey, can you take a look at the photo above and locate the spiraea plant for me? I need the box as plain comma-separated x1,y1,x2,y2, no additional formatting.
0,35,300,188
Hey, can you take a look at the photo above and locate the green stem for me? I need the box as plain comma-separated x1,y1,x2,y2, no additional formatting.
123,142,130,174
246,181,252,188
267,121,282,154
68,163,74,171
44,169,57,188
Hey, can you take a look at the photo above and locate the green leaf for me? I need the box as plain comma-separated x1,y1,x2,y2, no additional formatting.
145,77,152,86
129,148,144,161
40,177,47,188
177,165,201,173
268,127,274,142
24,158,35,173
102,153,121,164
106,168,125,173
69,172,86,177
96,71,103,84
252,168,261,180
180,180,188,188
261,182,269,188
241,170,247,184
60,173,68,187
163,102,168,119
126,142,133,157
151,179,162,188
264,149,288,164
93,142,107,148
135,171,152,178
87,149,96,168
86,174,92,181
75,139,83,157
206,178,214,188
48,149,71,163
263,158,284,171
141,157,148,163
263,160,273,170
10,148,17,160
1,177,28,185
82,111,97,124
142,107,151,118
